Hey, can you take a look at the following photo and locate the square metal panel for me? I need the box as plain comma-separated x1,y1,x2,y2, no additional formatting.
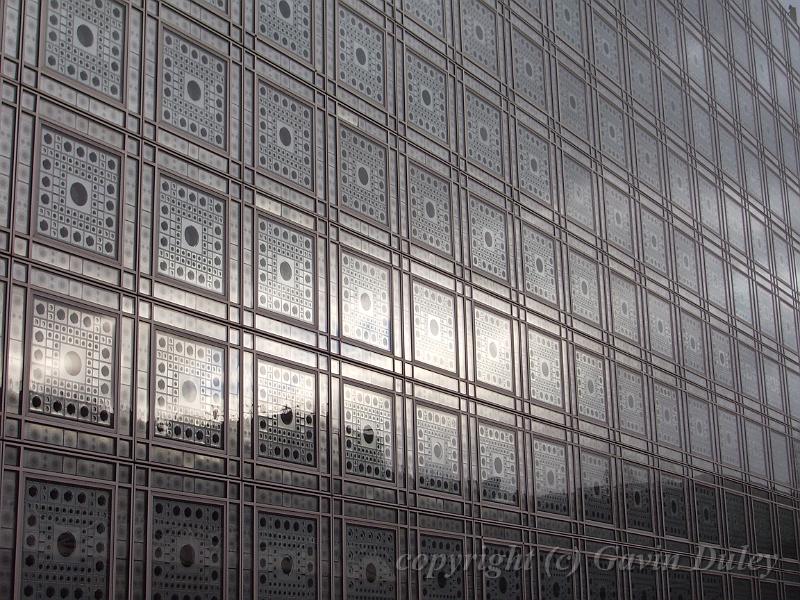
464,91,503,177
511,29,546,107
483,544,522,600
687,396,713,459
257,359,316,466
419,536,464,600
257,216,315,324
516,125,551,205
468,195,508,281
337,5,385,105
581,451,613,523
718,410,742,469
557,66,588,136
598,97,627,166
634,126,661,191
405,52,448,142
695,484,719,544
159,29,227,149
156,174,226,295
404,0,445,37
42,0,126,101
623,462,652,531
151,497,224,600
616,366,645,435
338,126,389,226
725,492,748,549
258,0,312,62
257,82,315,191
710,329,734,388
654,382,681,449
478,421,518,505
661,475,688,538
258,513,317,597
610,274,639,342
415,404,461,495
568,251,601,325
604,185,633,252
340,252,391,351
592,14,620,83
588,561,618,600
407,161,453,256
35,125,122,260
412,280,457,372
575,350,606,423
673,231,698,292
346,525,396,599
521,225,558,305
641,210,667,273
28,296,116,427
533,438,569,515
21,479,112,600
562,157,595,230
554,0,582,49
538,551,574,600
527,328,562,408
647,294,674,359
473,306,513,391
460,0,498,73
680,312,705,375
342,383,394,481
154,330,226,449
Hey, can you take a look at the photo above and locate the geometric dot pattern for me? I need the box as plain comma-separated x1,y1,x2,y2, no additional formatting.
465,91,503,176
419,536,464,600
581,451,612,523
415,404,460,495
408,162,452,256
257,82,314,191
404,0,445,37
641,210,668,273
339,127,388,226
616,366,645,435
680,312,705,375
554,0,582,49
695,484,719,544
521,226,558,304
21,480,112,600
346,525,396,600
28,297,116,427
160,30,227,149
151,497,223,600
575,350,606,422
154,330,225,449
473,306,513,392
624,462,652,531
36,126,121,259
406,52,447,142
562,157,594,230
598,98,627,166
687,396,713,459
257,359,316,466
604,186,633,252
157,175,226,295
469,196,508,281
661,476,688,538
257,217,315,324
258,0,312,62
343,384,394,481
517,126,551,204
460,0,497,73
538,551,574,600
258,513,317,598
511,30,545,107
533,438,569,515
610,274,639,342
654,383,681,449
43,0,126,100
412,281,456,372
647,294,674,359
340,252,391,351
337,6,385,104
569,251,601,325
478,422,518,505
527,328,562,408
483,545,522,600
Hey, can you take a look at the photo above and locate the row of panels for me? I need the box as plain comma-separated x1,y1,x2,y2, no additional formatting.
2,270,799,494
0,451,798,599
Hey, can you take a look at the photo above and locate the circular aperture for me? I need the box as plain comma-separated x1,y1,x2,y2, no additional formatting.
360,292,372,312
184,225,200,247
279,261,293,282
186,79,202,102
76,24,94,48
63,351,82,377
181,380,198,403
279,127,292,147
69,182,88,207
362,425,375,445
179,544,195,568
57,531,77,558
278,0,292,18
358,167,370,186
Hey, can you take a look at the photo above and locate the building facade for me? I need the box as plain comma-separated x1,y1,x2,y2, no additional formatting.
0,0,800,597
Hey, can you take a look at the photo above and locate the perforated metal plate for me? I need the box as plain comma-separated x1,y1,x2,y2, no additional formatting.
257,359,316,466
340,252,391,351
718,410,741,468
604,186,633,251
43,0,126,100
469,195,508,281
527,328,562,408
412,281,456,372
460,0,498,73
403,0,445,37
569,251,600,325
511,30,546,107
674,231,698,292
36,126,121,259
521,226,558,305
157,174,225,294
647,294,674,358
562,157,594,230
726,492,748,549
258,513,317,598
641,210,667,273
154,330,225,448
408,162,452,256
654,383,681,449
680,313,705,374
415,404,460,494
610,274,639,342
558,67,587,135
661,475,688,538
257,216,315,324
419,536,463,600
258,0,312,62
588,561,618,600
28,297,116,427
346,525,396,599
484,544,522,600
623,462,652,531
406,52,448,142
21,480,111,600
465,92,503,177
538,551,573,600
598,98,626,166
257,82,314,191
575,350,606,422
753,500,774,554
533,438,568,515
553,0,582,49
687,397,712,459
695,484,719,544
160,29,227,149
473,306,513,391
478,421,518,505
710,330,734,388
151,497,223,600
616,366,645,435
516,125,551,204
581,451,612,523
343,383,394,481
337,5,385,105
338,126,388,226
